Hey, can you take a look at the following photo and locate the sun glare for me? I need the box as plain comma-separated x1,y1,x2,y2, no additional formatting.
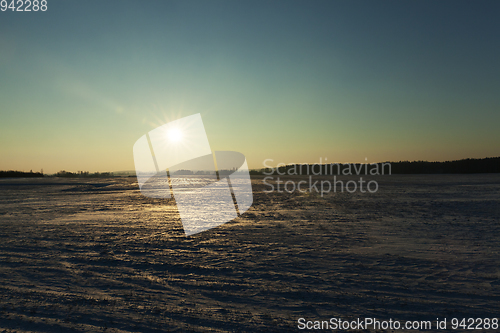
167,127,183,143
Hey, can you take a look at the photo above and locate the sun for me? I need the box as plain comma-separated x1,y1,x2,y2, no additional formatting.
167,127,183,143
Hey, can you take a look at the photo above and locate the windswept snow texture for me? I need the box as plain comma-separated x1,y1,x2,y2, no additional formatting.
0,175,499,332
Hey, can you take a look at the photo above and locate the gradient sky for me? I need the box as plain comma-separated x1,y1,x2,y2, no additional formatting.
1,0,499,173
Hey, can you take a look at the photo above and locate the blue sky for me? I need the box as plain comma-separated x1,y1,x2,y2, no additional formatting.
1,0,499,172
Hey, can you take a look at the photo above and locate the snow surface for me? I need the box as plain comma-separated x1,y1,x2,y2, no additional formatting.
0,174,499,332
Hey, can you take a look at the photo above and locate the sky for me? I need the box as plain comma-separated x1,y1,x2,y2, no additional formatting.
1,0,499,173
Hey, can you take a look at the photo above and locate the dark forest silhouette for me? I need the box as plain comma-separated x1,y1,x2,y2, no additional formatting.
1,157,499,178
251,157,500,175
0,170,112,178
384,157,500,174
0,170,44,178
54,171,114,178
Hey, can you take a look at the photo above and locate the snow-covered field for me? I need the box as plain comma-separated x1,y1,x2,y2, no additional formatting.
0,174,499,332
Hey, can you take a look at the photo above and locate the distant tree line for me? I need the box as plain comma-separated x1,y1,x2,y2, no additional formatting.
171,169,216,175
171,169,239,176
55,171,114,178
388,157,500,174
0,170,44,178
250,157,500,175
2,157,498,178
